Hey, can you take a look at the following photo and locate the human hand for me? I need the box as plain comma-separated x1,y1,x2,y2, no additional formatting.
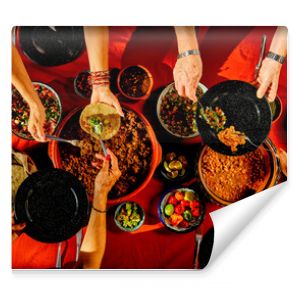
256,57,282,102
92,148,121,201
28,102,46,142
12,212,26,241
91,86,124,117
173,55,203,102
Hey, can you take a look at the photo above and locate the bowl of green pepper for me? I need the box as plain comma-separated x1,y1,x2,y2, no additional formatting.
114,201,145,232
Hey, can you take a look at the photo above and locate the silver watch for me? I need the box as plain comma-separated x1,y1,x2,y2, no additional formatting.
266,51,285,64
177,49,200,59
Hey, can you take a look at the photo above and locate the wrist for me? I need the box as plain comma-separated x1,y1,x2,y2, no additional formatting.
92,85,110,93
177,49,200,59
265,57,282,71
93,190,108,209
89,70,110,90
28,98,43,111
175,27,198,53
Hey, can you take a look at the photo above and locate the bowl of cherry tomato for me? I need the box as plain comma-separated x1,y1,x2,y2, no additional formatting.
158,188,205,232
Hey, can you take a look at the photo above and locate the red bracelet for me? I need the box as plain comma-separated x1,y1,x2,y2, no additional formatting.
88,70,110,87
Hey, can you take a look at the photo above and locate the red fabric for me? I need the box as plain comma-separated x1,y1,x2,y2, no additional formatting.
12,26,287,269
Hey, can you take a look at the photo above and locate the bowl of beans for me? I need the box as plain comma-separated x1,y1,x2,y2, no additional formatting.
197,138,281,206
157,82,207,138
74,71,92,99
117,65,153,100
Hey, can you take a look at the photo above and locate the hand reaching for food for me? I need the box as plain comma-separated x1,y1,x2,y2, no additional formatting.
256,26,287,102
256,57,282,102
173,55,203,102
92,148,122,198
174,26,202,102
91,86,124,117
28,101,46,142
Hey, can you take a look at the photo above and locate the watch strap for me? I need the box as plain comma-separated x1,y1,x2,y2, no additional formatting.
177,49,200,59
266,51,285,64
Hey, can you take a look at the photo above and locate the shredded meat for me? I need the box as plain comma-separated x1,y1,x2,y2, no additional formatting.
217,125,246,152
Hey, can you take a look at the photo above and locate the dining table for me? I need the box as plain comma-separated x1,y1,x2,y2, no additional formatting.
12,26,287,269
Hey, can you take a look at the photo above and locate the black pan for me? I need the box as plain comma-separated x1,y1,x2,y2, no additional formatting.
14,169,89,243
196,80,272,156
18,26,85,66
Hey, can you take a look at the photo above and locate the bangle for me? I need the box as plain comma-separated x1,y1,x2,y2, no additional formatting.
177,49,200,59
88,70,110,87
92,205,107,213
266,51,285,64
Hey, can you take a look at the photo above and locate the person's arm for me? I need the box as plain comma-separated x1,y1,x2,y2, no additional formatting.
173,26,203,102
12,45,46,141
256,27,287,102
79,149,121,269
84,26,123,116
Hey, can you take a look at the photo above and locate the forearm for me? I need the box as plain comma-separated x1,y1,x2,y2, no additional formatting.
79,192,107,269
269,26,287,57
12,45,41,108
174,26,199,53
84,26,109,72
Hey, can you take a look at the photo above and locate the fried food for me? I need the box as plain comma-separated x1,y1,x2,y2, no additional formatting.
217,125,246,152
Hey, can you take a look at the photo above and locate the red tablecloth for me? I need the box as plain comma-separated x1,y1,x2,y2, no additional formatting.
12,26,287,269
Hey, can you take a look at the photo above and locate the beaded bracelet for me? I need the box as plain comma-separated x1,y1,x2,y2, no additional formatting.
88,70,110,87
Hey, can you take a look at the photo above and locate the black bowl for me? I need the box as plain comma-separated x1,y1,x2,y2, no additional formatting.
159,143,195,184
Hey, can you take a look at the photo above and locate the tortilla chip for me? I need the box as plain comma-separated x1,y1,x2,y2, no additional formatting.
80,103,121,140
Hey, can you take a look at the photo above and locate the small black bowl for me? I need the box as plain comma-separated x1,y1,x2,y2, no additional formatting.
159,143,195,184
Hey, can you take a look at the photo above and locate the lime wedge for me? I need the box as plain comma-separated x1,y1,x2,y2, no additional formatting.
169,160,183,170
164,204,174,216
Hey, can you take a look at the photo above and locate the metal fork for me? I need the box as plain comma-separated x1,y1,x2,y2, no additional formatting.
193,228,203,269
45,134,81,147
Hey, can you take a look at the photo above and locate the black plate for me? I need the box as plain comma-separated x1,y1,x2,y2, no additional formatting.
196,80,272,156
14,169,89,243
19,26,85,66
